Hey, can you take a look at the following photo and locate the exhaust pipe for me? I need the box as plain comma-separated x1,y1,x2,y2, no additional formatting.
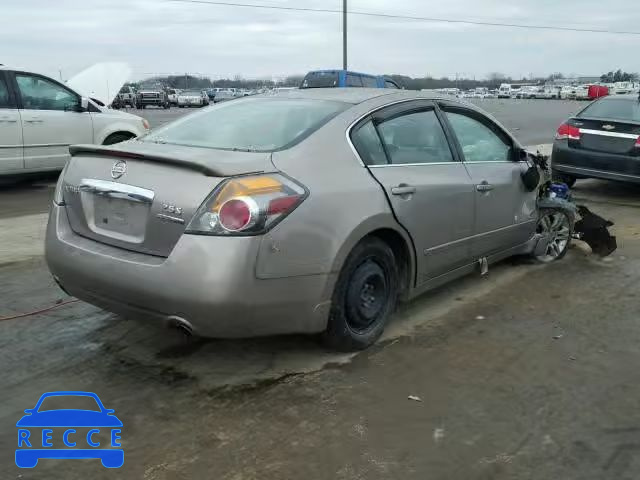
166,315,194,338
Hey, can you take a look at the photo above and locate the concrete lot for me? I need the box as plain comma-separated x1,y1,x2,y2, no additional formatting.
2,99,639,479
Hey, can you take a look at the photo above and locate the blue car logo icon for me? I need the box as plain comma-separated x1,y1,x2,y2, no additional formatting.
16,391,123,468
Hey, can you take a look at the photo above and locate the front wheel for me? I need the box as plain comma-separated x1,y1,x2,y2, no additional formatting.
534,208,573,263
323,237,399,351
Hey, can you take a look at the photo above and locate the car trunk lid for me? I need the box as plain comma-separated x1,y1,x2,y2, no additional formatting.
570,117,640,155
61,142,275,257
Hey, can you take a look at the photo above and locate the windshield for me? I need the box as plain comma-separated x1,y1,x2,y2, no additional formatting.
38,395,101,412
579,98,640,122
301,72,339,88
143,97,346,151
181,90,201,95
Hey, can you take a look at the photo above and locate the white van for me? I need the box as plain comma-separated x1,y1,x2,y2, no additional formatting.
497,84,512,98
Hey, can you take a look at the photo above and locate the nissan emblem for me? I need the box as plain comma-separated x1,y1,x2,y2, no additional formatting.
111,161,127,179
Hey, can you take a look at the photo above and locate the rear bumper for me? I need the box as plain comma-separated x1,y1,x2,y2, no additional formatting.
45,205,334,337
552,141,640,183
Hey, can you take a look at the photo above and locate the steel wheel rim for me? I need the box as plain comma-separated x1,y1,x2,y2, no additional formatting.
536,211,571,262
345,259,389,333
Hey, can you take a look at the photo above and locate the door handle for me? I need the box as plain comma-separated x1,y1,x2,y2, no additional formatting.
476,182,494,192
24,119,44,124
391,185,416,196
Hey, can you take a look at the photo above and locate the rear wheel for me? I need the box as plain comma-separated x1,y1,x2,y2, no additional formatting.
534,208,573,263
323,237,399,351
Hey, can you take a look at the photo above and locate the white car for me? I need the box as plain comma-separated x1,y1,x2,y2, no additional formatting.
0,67,149,177
167,88,181,106
177,90,208,108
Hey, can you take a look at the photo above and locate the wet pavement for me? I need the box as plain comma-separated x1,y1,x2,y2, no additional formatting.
1,179,639,479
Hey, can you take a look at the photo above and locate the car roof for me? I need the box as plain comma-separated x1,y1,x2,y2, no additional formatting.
256,87,460,105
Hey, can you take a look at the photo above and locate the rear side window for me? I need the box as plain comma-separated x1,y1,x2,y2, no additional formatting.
385,80,398,89
0,75,11,108
301,72,339,88
351,121,388,165
579,98,640,122
361,76,378,88
143,98,347,152
377,110,454,165
346,74,363,87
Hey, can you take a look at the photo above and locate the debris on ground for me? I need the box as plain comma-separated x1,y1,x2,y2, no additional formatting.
553,334,564,340
408,395,422,402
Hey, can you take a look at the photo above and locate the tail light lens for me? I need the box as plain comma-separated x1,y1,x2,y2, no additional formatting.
186,174,307,236
53,161,70,206
635,136,640,148
556,123,581,141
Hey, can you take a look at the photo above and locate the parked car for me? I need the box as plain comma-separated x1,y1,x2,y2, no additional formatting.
552,94,640,186
211,89,236,103
167,88,180,106
574,85,590,101
560,86,577,100
114,85,136,108
177,89,208,108
136,85,170,109
0,67,149,177
46,89,569,351
300,70,400,89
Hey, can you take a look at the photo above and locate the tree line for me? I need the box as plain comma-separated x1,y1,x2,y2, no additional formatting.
131,69,638,91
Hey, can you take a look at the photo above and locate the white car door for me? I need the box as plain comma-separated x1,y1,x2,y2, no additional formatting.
14,71,93,171
0,72,23,173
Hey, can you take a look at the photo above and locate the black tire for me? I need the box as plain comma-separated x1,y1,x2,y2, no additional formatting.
552,169,577,188
323,237,399,351
103,133,134,145
178,105,184,108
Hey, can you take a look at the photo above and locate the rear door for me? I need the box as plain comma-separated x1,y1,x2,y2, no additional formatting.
12,71,94,170
351,101,475,283
0,70,23,173
440,104,536,258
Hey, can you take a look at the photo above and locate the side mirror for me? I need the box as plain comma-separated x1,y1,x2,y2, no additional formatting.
24,409,34,414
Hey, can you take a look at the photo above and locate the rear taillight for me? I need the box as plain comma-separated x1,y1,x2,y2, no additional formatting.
635,136,640,148
186,174,307,236
555,123,581,141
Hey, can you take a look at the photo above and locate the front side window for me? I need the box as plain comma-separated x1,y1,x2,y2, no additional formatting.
0,75,11,108
445,111,512,163
143,98,347,152
16,74,79,111
377,110,454,165
351,121,388,166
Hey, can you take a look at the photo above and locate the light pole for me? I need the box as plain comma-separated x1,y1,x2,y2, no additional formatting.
342,0,347,70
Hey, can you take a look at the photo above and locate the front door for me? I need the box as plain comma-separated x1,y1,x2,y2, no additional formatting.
440,106,537,258
350,102,475,283
0,72,23,173
13,72,93,170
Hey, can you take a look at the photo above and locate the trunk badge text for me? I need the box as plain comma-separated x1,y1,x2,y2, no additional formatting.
111,161,127,179
602,124,616,131
156,203,185,224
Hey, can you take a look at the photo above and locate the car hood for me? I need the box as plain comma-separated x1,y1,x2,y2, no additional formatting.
16,410,123,427
67,62,132,106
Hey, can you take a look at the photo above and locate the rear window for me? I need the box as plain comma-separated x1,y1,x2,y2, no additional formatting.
301,72,339,89
143,98,347,152
579,98,640,122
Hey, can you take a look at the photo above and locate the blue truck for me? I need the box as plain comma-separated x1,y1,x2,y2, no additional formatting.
300,70,400,89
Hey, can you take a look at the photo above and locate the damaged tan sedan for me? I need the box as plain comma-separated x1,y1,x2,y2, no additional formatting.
46,88,571,351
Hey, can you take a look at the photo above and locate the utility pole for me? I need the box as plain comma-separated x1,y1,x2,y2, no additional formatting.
342,0,347,70
185,73,188,89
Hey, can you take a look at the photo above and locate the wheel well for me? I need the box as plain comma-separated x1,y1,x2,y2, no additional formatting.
103,131,136,145
366,228,413,300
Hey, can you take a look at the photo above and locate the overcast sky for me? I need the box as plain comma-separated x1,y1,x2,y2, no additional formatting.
3,0,640,81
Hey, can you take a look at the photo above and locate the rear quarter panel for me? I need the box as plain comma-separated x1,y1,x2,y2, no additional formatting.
256,98,415,285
